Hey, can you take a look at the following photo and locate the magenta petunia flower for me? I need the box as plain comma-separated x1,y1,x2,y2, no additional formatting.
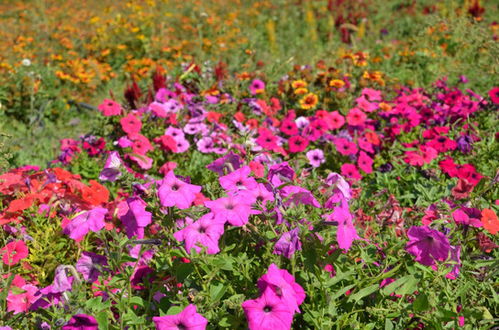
1,240,28,266
334,138,358,156
279,185,321,208
249,79,266,95
341,163,362,181
357,151,373,174
174,213,225,254
346,108,367,126
273,228,301,259
326,200,359,251
118,197,152,239
62,314,99,330
204,195,257,226
306,149,325,168
158,171,202,209
257,264,306,314
64,207,108,241
242,288,294,330
219,166,257,193
287,135,309,153
153,304,208,330
405,226,450,266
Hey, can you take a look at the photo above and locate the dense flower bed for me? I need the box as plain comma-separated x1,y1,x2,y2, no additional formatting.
0,59,497,329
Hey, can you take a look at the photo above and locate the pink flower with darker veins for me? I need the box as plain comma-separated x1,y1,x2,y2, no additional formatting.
153,304,208,330
174,213,225,254
204,195,257,226
219,166,257,193
242,288,294,330
158,171,202,209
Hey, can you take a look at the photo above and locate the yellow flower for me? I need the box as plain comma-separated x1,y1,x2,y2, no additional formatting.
294,87,308,95
299,93,318,110
329,79,345,88
292,79,307,89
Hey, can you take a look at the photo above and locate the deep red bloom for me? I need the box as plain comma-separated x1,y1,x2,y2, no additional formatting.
489,87,499,104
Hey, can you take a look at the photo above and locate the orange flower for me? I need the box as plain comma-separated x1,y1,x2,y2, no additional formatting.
329,79,345,88
291,79,307,89
299,93,318,110
482,209,499,235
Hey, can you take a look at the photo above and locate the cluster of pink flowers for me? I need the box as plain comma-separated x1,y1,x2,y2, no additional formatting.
242,264,305,329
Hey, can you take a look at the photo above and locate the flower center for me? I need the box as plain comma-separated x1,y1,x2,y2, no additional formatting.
171,184,180,191
263,305,272,313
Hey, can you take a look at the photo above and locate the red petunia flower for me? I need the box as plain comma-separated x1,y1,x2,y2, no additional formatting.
1,240,28,266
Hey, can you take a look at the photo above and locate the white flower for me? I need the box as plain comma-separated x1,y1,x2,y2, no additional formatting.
21,59,31,66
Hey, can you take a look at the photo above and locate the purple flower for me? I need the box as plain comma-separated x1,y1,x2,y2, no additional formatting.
174,213,225,254
206,152,242,175
62,314,99,330
118,197,152,239
76,252,108,282
405,226,450,266
158,171,202,209
153,304,208,330
306,149,325,168
99,151,122,182
273,228,301,259
268,162,295,187
52,266,73,293
456,135,473,154
279,185,321,208
64,207,108,241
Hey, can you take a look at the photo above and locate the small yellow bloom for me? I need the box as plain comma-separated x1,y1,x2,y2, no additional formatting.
329,79,345,88
299,93,319,110
294,87,308,95
292,80,307,89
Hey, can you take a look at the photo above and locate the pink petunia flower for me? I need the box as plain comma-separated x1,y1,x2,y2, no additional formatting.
257,264,306,313
334,138,358,156
120,113,142,135
341,163,362,181
306,149,325,168
242,288,294,330
326,200,359,251
158,171,202,209
204,195,257,226
1,240,28,266
7,284,38,314
357,151,373,174
219,166,258,193
288,135,309,153
273,228,301,259
346,108,367,126
174,213,225,254
153,304,208,330
98,99,122,116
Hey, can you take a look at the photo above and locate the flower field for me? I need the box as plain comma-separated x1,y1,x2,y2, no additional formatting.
0,0,498,329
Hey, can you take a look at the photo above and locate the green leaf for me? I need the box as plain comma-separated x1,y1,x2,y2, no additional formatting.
348,284,379,303
384,319,394,330
95,311,109,330
129,296,145,307
176,263,194,282
412,293,429,312
210,283,227,302
395,275,419,295
167,305,185,315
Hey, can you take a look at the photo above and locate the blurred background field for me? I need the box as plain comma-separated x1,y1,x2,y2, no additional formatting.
0,0,497,168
